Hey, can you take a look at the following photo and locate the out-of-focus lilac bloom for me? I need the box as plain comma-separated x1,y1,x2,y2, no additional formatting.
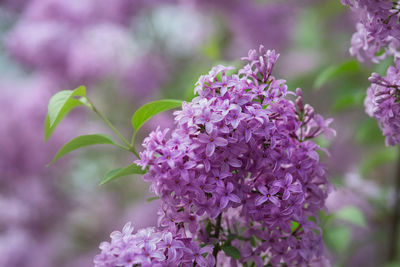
191,0,296,57
23,0,136,26
228,2,295,55
134,4,212,56
67,23,137,84
122,54,169,101
0,77,80,267
364,62,400,145
343,0,400,63
5,21,73,76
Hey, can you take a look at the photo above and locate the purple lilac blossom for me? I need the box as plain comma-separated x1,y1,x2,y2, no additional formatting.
364,61,400,145
128,46,335,266
94,222,214,267
342,0,400,63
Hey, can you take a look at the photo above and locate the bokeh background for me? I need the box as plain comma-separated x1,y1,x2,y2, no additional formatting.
0,0,399,266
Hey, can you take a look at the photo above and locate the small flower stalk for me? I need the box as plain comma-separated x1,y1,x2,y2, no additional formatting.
94,46,335,266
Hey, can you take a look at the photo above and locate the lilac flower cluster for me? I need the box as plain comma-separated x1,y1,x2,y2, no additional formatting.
342,0,400,63
365,62,400,145
342,1,400,145
107,46,334,266
94,222,214,267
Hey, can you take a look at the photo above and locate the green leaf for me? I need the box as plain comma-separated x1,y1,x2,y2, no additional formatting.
131,99,183,143
45,86,86,141
250,236,256,247
360,147,398,176
50,134,115,164
332,90,365,112
45,98,83,141
222,245,241,260
324,226,350,253
100,163,147,185
291,221,300,232
314,60,360,89
355,118,385,145
146,196,160,202
335,206,367,227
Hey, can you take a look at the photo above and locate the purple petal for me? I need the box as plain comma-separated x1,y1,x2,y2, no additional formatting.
245,130,252,142
269,196,281,207
204,160,210,172
257,185,269,195
220,197,229,209
228,157,242,167
206,143,215,157
231,119,240,129
282,189,290,200
269,186,280,195
211,113,224,122
198,134,210,143
196,255,208,267
199,245,213,254
214,137,228,146
289,184,303,193
229,194,241,203
205,254,215,267
226,182,234,192
205,123,213,134
150,251,166,260
285,173,293,184
255,196,268,206
273,180,285,188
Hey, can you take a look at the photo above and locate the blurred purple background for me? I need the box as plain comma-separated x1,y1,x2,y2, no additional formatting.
0,0,398,266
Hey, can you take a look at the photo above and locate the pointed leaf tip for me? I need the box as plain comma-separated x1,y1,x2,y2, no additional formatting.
100,163,147,185
50,134,115,164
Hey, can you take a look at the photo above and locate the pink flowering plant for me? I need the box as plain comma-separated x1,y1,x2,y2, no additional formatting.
46,46,335,266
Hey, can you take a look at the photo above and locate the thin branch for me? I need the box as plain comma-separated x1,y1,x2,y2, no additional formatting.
213,213,223,265
86,97,132,149
388,146,400,261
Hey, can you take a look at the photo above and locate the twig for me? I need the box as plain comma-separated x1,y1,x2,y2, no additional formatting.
388,146,400,261
213,213,223,265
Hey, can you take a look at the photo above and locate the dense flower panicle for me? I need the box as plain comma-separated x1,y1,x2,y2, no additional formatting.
342,0,400,63
343,1,400,145
131,46,335,266
364,61,400,145
94,222,215,267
